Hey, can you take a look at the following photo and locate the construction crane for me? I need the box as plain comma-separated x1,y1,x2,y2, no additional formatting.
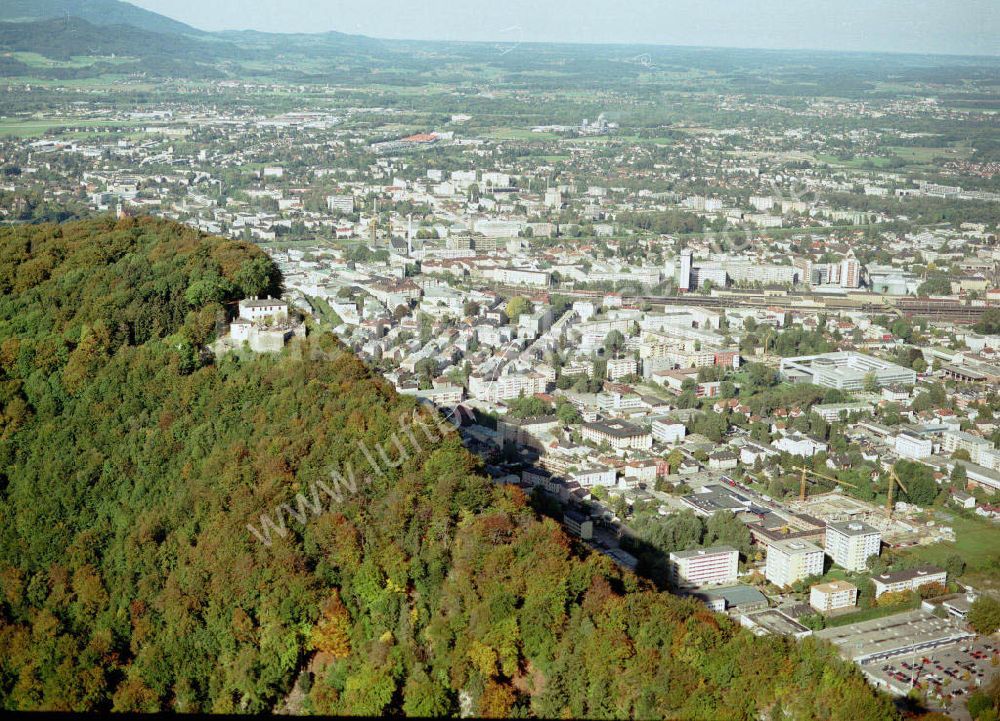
794,465,859,502
884,464,909,518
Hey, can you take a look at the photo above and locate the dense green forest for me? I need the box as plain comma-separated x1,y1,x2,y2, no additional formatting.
0,218,897,718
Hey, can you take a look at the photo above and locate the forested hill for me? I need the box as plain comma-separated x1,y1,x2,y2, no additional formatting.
0,218,895,717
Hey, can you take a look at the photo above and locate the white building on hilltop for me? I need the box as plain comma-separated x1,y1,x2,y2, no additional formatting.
238,296,288,323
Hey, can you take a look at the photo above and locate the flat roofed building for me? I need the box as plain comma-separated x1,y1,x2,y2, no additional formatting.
810,580,858,612
779,352,916,391
740,609,812,639
562,510,593,540
691,584,768,614
669,545,739,588
815,609,973,664
872,565,947,598
825,520,881,572
765,539,824,588
652,419,686,444
581,419,653,450
894,430,933,459
812,402,873,422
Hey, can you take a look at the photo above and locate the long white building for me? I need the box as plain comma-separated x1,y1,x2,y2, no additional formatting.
669,546,739,588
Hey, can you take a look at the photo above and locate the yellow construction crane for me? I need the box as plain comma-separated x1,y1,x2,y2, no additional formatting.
884,464,909,518
794,465,859,502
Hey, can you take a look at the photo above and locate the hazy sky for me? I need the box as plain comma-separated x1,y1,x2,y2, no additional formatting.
130,0,998,56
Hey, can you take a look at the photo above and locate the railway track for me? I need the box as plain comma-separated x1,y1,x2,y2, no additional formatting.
488,284,990,323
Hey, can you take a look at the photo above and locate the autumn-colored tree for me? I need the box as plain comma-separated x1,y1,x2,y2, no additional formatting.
309,591,351,659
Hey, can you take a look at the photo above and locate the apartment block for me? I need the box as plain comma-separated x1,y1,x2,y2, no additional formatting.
825,521,881,572
765,539,824,588
810,580,858,612
669,546,739,588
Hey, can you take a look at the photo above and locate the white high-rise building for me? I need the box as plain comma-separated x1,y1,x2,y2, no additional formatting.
678,249,693,292
840,253,860,288
825,521,881,572
765,539,824,588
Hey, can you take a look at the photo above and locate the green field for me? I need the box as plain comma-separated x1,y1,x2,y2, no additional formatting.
0,118,127,137
901,513,1000,588
814,153,897,169
487,127,557,140
824,598,923,628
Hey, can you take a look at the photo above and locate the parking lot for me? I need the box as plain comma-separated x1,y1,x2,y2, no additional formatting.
862,639,1000,719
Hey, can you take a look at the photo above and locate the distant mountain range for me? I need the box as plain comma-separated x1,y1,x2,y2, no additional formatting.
0,0,387,80
0,0,202,36
0,0,996,90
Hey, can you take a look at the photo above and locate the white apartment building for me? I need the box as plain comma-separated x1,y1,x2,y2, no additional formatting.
669,546,739,588
811,402,873,422
825,521,881,572
606,358,638,380
810,580,858,612
942,430,1000,471
571,466,618,488
326,194,355,213
652,420,686,444
468,371,547,401
773,431,828,457
872,566,947,598
765,539,824,588
894,430,933,459
491,267,551,287
581,420,653,451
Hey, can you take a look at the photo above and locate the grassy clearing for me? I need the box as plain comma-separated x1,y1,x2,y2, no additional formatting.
824,598,922,628
487,127,557,140
902,513,1000,576
0,119,126,137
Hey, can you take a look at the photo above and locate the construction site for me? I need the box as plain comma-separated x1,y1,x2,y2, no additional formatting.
787,490,956,547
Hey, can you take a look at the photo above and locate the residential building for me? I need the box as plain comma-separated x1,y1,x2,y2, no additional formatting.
238,296,289,323
669,545,739,588
571,466,618,488
606,357,638,380
811,402,873,422
326,194,355,213
825,521,881,572
765,539,824,588
581,420,653,450
872,566,947,598
563,510,593,540
773,431,828,457
810,581,858,612
652,420,686,444
894,430,933,459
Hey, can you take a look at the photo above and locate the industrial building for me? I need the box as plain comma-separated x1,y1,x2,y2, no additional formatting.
815,609,974,664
